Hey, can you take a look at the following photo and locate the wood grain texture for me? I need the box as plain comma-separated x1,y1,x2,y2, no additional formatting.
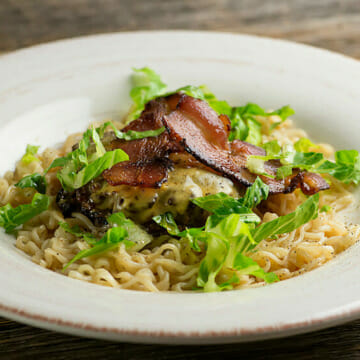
1,0,360,358
1,0,360,57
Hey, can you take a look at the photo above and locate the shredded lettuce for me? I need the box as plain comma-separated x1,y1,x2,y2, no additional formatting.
241,177,270,208
197,232,229,292
47,120,167,191
154,179,320,292
62,212,153,269
229,104,294,144
191,177,269,225
108,212,152,251
127,67,167,121
191,193,259,223
250,139,360,184
232,254,279,283
229,105,263,145
47,125,129,191
198,213,279,292
153,212,204,251
247,157,275,178
59,222,97,245
63,227,132,270
175,85,233,117
263,140,282,157
98,121,165,141
251,194,319,246
269,106,295,131
57,148,129,191
153,179,279,292
228,109,249,142
316,150,360,184
21,145,40,165
320,205,332,213
15,173,47,194
62,212,139,270
0,193,50,233
294,138,319,152
152,212,181,235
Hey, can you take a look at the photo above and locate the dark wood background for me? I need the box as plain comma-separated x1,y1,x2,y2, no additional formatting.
1,0,360,359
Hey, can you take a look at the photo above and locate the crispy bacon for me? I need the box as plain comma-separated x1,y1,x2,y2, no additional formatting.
103,159,172,188
162,95,329,194
102,93,328,195
102,98,179,188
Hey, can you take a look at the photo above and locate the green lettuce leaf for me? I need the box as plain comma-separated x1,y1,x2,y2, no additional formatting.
191,177,268,216
153,212,180,235
108,212,152,251
63,226,132,270
251,193,319,246
21,145,40,165
269,106,295,131
228,109,249,142
229,104,294,144
58,148,129,191
48,120,165,191
263,140,282,157
197,232,229,292
127,67,167,121
175,85,232,117
102,121,165,141
153,212,204,251
15,173,47,194
317,150,360,184
232,254,279,283
320,205,332,213
193,175,268,230
59,222,97,245
241,177,270,209
229,105,263,145
276,165,293,179
0,193,50,233
198,214,278,292
154,180,277,292
246,118,262,146
252,139,360,185
62,212,152,270
294,138,319,152
197,193,318,291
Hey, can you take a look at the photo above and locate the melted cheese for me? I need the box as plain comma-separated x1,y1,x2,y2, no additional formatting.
93,168,240,224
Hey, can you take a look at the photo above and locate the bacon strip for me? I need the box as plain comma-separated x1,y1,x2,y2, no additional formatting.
103,159,172,188
102,93,328,195
162,95,329,194
103,98,178,188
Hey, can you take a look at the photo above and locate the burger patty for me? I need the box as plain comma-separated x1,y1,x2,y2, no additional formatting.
56,167,240,229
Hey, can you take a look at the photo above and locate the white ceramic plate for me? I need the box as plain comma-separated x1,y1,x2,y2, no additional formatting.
1,31,360,344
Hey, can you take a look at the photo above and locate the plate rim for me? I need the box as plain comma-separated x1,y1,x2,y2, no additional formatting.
1,30,360,344
1,298,360,344
1,29,359,66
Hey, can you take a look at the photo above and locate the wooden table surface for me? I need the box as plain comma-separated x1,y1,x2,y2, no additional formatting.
1,0,360,359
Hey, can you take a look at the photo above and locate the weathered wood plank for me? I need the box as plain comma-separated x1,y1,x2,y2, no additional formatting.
0,0,360,57
1,317,360,360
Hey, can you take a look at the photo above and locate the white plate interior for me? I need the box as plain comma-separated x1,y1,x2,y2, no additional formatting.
0,31,360,344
